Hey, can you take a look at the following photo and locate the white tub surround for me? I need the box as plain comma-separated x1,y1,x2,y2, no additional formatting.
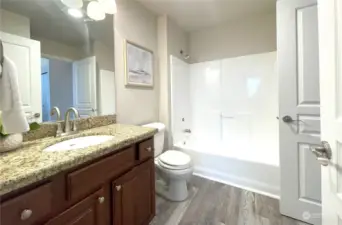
170,52,279,197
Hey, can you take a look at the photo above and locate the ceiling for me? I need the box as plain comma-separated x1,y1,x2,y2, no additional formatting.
136,0,276,31
1,0,114,47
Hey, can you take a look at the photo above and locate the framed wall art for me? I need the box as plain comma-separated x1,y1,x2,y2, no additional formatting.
124,40,154,87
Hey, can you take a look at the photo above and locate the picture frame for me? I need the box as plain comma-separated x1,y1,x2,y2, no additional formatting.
124,40,154,87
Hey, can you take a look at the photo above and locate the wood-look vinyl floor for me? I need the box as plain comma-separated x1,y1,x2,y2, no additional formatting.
151,176,310,225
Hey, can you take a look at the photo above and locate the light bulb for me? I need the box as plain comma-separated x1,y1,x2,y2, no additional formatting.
61,0,83,8
99,0,117,14
87,1,106,21
68,8,83,18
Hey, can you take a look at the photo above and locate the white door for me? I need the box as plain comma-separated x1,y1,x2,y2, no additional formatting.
98,69,115,115
1,32,42,123
317,0,342,224
73,56,97,118
277,0,322,224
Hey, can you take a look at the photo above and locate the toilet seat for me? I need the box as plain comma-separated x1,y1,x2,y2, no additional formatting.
157,150,191,170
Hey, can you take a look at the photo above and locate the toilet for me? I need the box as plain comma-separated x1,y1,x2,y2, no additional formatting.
143,122,193,202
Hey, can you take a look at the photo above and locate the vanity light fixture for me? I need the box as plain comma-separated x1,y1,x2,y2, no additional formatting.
87,1,106,21
61,0,83,8
99,0,117,14
62,0,117,21
67,8,84,18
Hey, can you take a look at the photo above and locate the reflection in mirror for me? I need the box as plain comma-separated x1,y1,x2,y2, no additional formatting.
0,0,115,122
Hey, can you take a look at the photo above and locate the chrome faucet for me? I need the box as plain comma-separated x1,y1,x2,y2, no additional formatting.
50,107,61,120
64,107,80,133
50,107,63,137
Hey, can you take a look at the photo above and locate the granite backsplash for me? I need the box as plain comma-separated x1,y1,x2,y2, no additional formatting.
23,114,117,142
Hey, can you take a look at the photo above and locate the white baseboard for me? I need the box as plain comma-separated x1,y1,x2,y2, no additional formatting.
193,166,280,200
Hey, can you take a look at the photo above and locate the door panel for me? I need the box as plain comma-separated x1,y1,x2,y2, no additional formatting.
277,0,321,223
1,32,42,122
121,178,136,225
113,160,154,225
135,164,152,225
317,0,342,224
45,189,106,225
73,56,97,117
297,5,320,106
298,143,321,203
113,168,136,225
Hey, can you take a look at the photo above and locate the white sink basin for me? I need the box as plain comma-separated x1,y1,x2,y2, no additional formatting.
43,135,115,152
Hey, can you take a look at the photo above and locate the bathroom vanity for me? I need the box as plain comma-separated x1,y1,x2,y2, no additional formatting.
0,123,157,225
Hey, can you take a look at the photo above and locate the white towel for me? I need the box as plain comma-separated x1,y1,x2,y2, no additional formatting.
0,56,29,134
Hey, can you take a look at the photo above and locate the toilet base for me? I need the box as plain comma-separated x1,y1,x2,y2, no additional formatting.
156,178,189,202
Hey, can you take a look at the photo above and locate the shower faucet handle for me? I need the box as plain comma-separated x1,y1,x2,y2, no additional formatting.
184,129,192,133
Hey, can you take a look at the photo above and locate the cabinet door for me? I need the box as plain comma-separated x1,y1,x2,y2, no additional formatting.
135,161,154,225
45,188,107,225
113,159,155,225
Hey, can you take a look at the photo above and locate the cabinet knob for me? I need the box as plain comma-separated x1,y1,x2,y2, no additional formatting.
21,209,32,220
146,147,152,152
116,185,122,191
98,196,105,204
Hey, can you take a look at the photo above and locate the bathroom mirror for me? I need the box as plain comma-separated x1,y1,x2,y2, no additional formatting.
0,0,115,122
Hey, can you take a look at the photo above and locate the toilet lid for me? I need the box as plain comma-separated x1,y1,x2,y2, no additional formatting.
158,150,191,170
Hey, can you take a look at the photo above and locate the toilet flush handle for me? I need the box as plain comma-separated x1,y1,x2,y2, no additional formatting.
146,147,152,152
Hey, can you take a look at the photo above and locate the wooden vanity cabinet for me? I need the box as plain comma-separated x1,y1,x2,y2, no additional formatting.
45,188,107,225
112,159,155,225
0,138,155,225
0,183,52,225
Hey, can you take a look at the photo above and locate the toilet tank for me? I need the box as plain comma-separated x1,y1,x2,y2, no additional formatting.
142,123,165,157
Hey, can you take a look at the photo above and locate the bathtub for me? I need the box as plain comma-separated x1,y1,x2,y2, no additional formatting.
173,137,280,198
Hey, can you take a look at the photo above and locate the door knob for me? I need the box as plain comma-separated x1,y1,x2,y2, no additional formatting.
278,115,304,123
310,141,332,167
34,113,41,118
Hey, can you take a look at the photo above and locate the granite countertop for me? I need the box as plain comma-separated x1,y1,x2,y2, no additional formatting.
0,124,157,196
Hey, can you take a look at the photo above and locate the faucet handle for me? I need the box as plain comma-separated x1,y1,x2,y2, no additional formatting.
55,123,63,137
72,121,78,132
64,107,80,133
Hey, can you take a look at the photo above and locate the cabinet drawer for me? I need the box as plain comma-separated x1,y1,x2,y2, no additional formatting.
0,183,52,225
67,146,135,201
138,138,154,161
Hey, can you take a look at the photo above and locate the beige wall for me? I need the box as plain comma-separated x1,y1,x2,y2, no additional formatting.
36,37,115,70
159,16,189,148
0,9,30,38
33,36,86,61
189,13,276,63
93,40,114,72
167,18,189,61
114,0,159,125
158,15,170,146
